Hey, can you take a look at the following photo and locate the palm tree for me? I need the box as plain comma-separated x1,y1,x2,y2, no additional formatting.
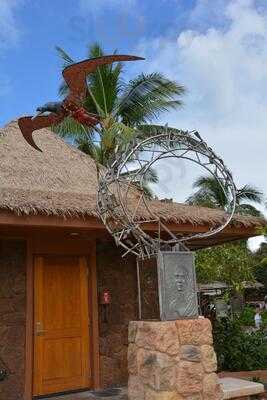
186,175,263,217
54,43,186,170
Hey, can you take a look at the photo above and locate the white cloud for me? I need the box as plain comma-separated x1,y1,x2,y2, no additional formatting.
137,0,267,249
80,0,135,14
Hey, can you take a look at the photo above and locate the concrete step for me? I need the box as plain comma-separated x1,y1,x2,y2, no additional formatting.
219,377,265,399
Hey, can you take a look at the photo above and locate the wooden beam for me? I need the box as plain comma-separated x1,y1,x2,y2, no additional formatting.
0,211,102,230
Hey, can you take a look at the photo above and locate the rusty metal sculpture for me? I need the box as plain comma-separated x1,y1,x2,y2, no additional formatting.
18,55,144,151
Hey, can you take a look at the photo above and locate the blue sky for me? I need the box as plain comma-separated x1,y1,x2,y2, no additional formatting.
1,0,265,124
0,0,196,124
1,0,267,248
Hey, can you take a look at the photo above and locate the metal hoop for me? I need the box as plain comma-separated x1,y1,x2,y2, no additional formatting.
97,129,237,258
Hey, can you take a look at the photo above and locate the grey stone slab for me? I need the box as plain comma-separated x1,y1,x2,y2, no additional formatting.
219,377,264,399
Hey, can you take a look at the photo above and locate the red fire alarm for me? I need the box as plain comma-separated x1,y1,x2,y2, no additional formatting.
101,288,111,305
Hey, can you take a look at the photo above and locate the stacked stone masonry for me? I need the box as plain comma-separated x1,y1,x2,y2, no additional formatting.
97,244,139,388
0,240,26,400
128,318,223,400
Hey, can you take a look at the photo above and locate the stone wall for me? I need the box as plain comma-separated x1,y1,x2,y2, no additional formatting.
97,243,139,387
0,240,26,400
128,318,223,400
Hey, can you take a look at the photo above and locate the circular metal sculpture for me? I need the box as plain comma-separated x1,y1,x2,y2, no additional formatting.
97,129,237,259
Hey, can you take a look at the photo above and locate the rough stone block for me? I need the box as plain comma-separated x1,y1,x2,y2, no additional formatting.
128,375,145,400
203,373,223,400
128,318,219,400
128,344,139,375
176,319,213,346
129,321,138,343
176,361,204,394
135,321,180,355
201,345,217,373
180,345,201,362
184,395,203,400
145,389,183,400
139,351,158,389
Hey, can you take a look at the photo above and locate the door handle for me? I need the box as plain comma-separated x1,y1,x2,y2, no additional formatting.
36,322,45,336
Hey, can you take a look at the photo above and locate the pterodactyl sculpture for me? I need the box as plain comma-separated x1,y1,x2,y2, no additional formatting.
18,55,144,151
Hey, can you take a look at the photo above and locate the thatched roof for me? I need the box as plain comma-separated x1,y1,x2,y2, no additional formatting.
0,120,265,231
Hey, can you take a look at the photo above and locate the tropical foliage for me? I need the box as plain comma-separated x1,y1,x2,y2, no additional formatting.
252,242,267,290
196,241,255,292
187,175,263,216
239,306,267,327
54,43,186,169
213,316,267,371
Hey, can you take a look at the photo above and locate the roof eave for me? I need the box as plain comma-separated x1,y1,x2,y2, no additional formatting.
0,209,262,250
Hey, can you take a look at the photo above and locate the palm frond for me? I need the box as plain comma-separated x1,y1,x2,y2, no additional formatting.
235,203,263,217
121,166,158,185
87,42,104,58
237,184,263,205
136,124,187,143
188,175,265,216
54,42,187,175
75,136,100,159
143,167,158,184
52,116,94,139
104,122,136,147
186,191,218,208
55,46,75,66
140,183,154,199
117,73,186,125
84,42,123,115
191,176,228,208
58,80,69,98
56,46,75,97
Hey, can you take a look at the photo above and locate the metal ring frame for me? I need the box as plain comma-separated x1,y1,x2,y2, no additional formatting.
97,129,237,259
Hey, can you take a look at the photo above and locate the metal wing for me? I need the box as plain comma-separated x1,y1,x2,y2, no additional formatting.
18,113,65,152
62,55,144,103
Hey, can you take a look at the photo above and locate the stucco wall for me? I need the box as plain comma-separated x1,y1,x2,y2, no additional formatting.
0,240,26,400
97,243,139,387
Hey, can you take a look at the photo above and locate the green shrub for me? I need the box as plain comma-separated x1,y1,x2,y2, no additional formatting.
213,317,267,371
239,306,267,327
239,306,256,326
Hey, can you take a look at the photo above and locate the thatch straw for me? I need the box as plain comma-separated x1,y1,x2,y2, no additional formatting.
0,120,265,229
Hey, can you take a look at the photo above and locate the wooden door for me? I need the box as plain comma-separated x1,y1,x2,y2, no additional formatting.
33,256,91,396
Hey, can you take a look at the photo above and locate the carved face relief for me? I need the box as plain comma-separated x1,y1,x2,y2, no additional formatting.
174,271,187,292
158,252,199,320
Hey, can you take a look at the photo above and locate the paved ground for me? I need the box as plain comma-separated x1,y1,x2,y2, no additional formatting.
42,388,127,400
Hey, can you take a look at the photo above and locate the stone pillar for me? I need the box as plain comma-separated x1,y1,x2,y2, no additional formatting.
128,318,223,400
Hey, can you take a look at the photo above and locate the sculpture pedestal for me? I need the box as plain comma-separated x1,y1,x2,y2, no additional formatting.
128,319,223,400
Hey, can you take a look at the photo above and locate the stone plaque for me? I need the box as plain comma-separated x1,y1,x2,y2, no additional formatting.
157,251,199,320
137,251,199,321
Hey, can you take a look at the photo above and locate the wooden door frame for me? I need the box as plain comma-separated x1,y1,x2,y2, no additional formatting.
24,236,100,400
